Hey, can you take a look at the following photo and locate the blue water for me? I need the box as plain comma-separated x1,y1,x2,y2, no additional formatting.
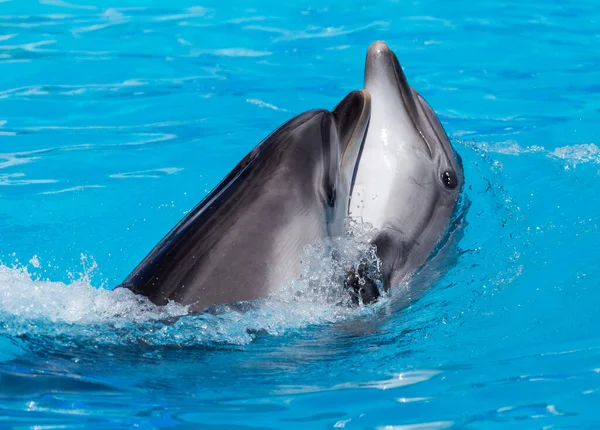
1,0,600,428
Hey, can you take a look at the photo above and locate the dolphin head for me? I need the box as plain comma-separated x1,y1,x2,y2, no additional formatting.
351,41,464,292
364,40,463,198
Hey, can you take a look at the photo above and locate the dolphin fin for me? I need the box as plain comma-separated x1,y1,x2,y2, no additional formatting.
333,89,371,159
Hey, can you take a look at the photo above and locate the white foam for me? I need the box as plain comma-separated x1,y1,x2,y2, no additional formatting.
0,264,188,325
550,143,600,166
473,140,600,168
0,224,384,346
28,255,40,268
475,139,545,155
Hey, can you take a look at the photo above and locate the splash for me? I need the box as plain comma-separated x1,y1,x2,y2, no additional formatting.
0,263,188,325
550,143,600,167
473,140,600,168
0,225,384,348
276,219,381,306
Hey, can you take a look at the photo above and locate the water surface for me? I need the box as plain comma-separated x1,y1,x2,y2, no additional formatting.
1,0,600,428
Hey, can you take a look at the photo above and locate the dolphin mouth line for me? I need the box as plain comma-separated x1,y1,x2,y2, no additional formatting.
390,56,434,158
372,41,461,171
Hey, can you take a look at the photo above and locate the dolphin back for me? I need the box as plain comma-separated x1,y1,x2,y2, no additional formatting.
119,91,370,312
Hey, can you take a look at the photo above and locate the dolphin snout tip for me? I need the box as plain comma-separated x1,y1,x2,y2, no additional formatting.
367,40,391,58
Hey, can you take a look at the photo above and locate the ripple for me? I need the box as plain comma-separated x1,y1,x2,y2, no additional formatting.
0,40,57,52
246,98,287,111
275,370,441,395
0,173,57,186
40,185,105,195
109,167,182,179
402,15,455,28
0,19,63,29
244,21,389,42
152,6,208,22
0,152,40,170
0,75,220,99
471,403,568,423
71,20,129,34
396,397,432,403
0,133,177,171
0,34,16,42
39,0,97,10
189,48,272,58
378,421,454,430
21,120,202,131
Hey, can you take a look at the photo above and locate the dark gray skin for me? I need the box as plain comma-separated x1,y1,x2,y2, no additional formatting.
120,91,371,313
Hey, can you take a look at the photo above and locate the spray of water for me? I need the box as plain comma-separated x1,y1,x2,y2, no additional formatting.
0,223,386,347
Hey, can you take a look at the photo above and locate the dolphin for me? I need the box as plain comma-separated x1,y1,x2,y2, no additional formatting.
348,41,464,299
120,90,371,313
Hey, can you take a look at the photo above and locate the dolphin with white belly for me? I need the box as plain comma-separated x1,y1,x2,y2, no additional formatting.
120,91,370,313
348,41,464,299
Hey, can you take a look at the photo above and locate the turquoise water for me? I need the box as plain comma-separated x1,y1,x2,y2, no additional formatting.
1,0,600,428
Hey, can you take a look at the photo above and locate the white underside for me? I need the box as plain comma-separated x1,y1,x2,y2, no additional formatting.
349,85,432,234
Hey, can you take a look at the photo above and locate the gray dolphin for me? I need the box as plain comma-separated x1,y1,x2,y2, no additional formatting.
348,41,464,297
120,91,371,313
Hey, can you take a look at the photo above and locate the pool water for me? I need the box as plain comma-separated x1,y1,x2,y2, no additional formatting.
1,0,600,428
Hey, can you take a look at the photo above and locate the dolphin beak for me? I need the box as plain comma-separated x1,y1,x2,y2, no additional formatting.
364,41,417,113
364,41,433,157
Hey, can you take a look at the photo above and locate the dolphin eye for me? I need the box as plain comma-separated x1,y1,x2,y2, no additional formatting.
441,170,458,190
